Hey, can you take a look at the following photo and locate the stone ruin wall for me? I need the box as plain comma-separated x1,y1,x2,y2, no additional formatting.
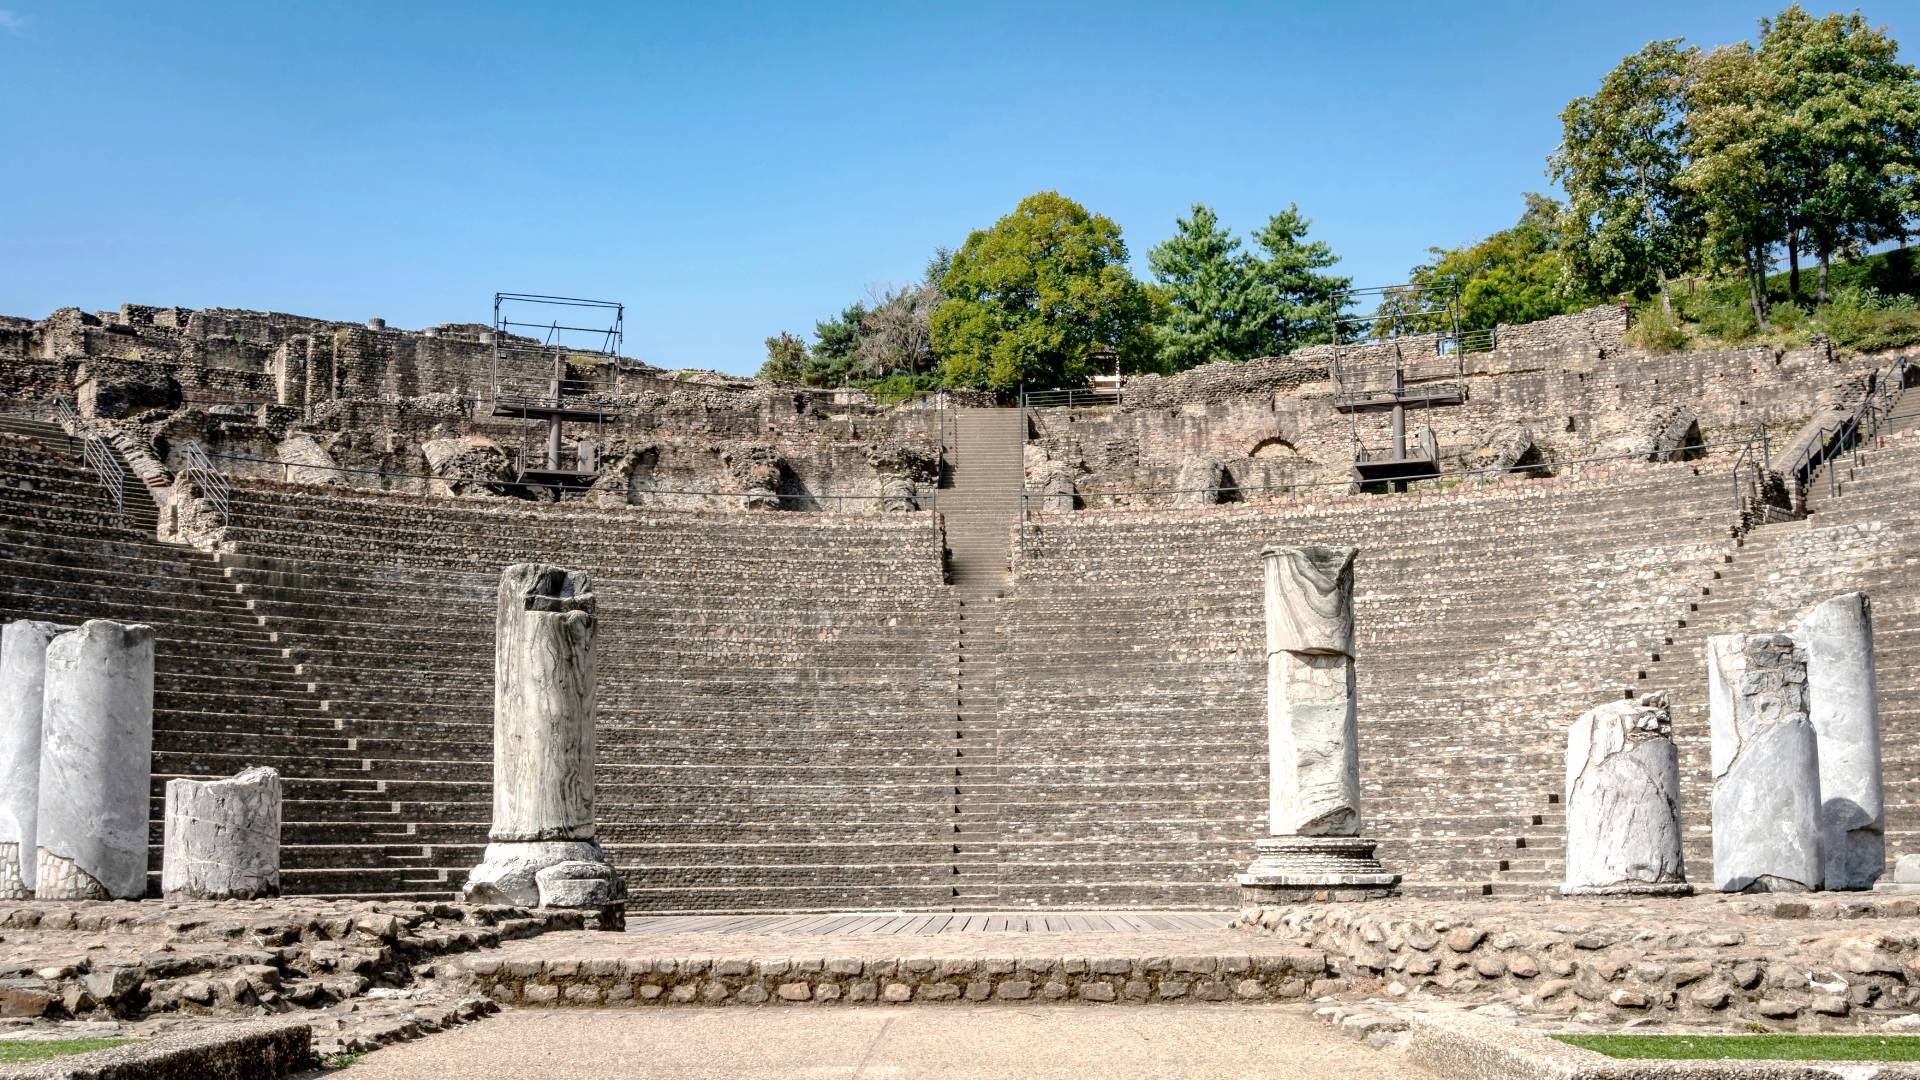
1029,305,1873,506
0,304,956,513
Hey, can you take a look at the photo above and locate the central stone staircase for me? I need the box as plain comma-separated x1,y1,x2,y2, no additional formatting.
939,408,1025,908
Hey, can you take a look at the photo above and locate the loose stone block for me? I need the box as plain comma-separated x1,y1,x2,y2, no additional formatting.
1792,593,1884,889
1240,546,1396,902
0,620,71,898
465,565,622,909
35,620,154,901
1562,691,1689,896
161,766,282,900
1709,633,1822,893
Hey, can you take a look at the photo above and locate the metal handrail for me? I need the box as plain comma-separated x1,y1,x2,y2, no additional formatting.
80,432,125,521
176,441,231,525
1728,426,1780,531
1782,353,1915,506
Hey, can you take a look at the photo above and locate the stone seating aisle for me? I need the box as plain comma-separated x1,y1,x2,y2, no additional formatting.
999,461,1743,905
209,480,963,912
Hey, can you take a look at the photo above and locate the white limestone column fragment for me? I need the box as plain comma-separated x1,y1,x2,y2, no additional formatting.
465,564,622,908
161,766,282,900
34,620,154,900
1562,691,1689,896
1708,632,1822,893
1792,592,1883,889
1239,545,1396,902
0,620,72,898
1263,544,1361,836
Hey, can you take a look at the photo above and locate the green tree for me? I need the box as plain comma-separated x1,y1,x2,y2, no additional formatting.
801,302,868,386
1550,39,1703,313
1383,195,1589,334
1759,6,1920,303
1248,205,1349,352
757,331,808,384
1681,42,1787,328
1146,204,1262,370
932,191,1154,391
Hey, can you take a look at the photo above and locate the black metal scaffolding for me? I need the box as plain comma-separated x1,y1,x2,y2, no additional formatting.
1329,281,1467,489
489,293,627,497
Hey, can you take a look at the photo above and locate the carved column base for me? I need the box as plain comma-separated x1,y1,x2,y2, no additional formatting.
464,840,621,910
1237,836,1399,903
1560,882,1693,898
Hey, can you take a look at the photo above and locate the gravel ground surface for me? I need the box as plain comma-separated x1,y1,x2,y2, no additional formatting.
330,1003,1441,1079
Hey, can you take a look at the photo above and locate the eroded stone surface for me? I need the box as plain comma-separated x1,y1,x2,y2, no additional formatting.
1562,691,1688,896
0,619,71,898
1261,545,1359,836
34,620,153,901
162,766,283,900
1792,592,1884,890
1707,633,1820,893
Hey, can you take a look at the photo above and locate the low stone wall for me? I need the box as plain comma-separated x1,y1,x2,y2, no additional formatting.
0,1019,314,1080
1237,895,1920,1030
458,945,1330,1006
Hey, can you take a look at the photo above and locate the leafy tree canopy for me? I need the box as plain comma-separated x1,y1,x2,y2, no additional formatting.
932,191,1154,391
1388,195,1595,334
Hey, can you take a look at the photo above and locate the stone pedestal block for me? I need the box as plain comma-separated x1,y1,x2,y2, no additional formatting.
0,620,71,898
34,620,154,901
162,766,282,900
1793,592,1883,890
1241,546,1396,902
1709,633,1822,893
1562,692,1690,896
464,564,619,911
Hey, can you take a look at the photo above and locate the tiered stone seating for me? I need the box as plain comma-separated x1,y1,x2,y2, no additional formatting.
0,434,432,897
997,462,1743,903
210,481,961,911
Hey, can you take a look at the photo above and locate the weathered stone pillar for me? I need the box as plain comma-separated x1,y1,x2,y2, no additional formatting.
35,620,154,900
1238,545,1397,902
0,620,72,898
1709,633,1822,893
162,766,282,900
1793,592,1883,889
464,564,624,913
1562,691,1689,896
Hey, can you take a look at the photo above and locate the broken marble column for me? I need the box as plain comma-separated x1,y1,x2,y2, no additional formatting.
0,620,72,898
35,620,154,900
1709,633,1822,893
1792,592,1883,890
1562,691,1690,896
1238,545,1398,902
464,564,623,910
162,766,282,900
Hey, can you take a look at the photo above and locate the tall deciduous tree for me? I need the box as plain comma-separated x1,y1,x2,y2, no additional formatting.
932,191,1153,391
1759,6,1920,304
1248,205,1349,352
1550,39,1702,313
1681,43,1786,329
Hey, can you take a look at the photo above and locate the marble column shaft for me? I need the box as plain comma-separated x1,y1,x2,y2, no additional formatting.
35,620,154,901
0,620,72,898
1709,632,1821,893
1262,544,1360,837
1562,691,1689,896
1792,592,1883,890
162,766,282,900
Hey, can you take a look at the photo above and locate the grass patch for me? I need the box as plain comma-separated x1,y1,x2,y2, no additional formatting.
1554,1033,1920,1062
0,1038,136,1063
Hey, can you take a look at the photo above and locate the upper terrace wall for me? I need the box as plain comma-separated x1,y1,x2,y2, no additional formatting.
0,304,953,510
1030,307,1866,504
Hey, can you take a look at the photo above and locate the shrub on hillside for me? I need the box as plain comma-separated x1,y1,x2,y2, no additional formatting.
1818,286,1920,352
1624,304,1691,352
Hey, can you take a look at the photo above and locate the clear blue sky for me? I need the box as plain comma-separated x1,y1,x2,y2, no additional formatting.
1,1,1908,375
